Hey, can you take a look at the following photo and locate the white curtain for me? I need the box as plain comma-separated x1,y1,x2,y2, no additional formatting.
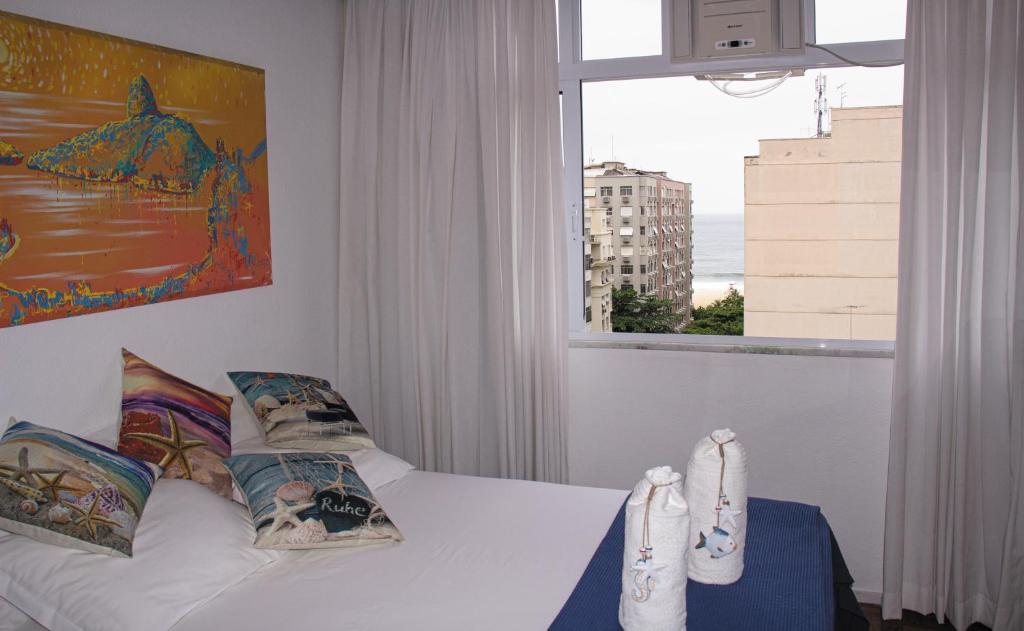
883,1,1023,629
337,0,568,483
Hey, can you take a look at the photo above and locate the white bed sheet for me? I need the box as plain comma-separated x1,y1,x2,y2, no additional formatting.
171,471,626,631
0,597,41,631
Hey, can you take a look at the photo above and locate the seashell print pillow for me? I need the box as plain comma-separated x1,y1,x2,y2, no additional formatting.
117,349,234,498
223,452,402,550
227,371,375,451
0,419,160,557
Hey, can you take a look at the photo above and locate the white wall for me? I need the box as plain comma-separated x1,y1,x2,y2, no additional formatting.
0,0,342,438
568,346,893,601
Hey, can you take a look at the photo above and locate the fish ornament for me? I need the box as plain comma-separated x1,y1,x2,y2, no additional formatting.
695,434,742,559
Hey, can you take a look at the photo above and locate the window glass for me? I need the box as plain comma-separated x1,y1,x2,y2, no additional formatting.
582,66,904,339
815,0,907,44
580,0,661,60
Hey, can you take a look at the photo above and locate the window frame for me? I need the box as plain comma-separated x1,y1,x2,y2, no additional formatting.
559,0,903,351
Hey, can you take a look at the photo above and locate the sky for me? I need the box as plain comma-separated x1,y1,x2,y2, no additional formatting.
578,0,906,215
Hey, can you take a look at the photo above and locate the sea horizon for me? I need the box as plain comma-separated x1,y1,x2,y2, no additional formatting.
691,212,743,306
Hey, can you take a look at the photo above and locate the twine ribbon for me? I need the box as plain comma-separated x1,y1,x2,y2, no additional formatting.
710,433,735,528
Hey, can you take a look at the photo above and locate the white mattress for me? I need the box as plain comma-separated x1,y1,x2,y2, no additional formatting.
2,471,625,631
172,471,625,630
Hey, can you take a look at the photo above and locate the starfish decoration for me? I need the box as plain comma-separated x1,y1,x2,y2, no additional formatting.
718,503,743,530
122,411,207,479
66,496,121,541
312,455,363,497
33,470,76,503
0,447,62,488
265,496,316,536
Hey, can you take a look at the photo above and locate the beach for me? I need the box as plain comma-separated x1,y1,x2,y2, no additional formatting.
693,279,743,308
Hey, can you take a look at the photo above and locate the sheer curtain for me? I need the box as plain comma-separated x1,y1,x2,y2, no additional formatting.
337,0,568,482
883,0,1023,628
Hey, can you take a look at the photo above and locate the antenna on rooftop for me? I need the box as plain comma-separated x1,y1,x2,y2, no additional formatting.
814,73,830,138
836,82,848,108
611,135,616,160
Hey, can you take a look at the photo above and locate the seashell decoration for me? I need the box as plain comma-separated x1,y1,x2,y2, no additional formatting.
286,518,328,545
19,499,39,515
276,480,315,502
48,504,72,524
78,484,127,516
107,510,137,540
57,490,78,504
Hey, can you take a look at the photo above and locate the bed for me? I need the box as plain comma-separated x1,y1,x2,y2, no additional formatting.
1,468,626,631
0,459,848,631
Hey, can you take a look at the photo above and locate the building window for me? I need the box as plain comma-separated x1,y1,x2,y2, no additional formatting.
600,186,613,196
621,265,634,275
620,185,633,196
639,226,646,235
640,264,646,274
640,284,647,294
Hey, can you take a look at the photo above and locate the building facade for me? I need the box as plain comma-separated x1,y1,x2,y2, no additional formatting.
743,106,902,340
583,161,694,331
584,206,614,331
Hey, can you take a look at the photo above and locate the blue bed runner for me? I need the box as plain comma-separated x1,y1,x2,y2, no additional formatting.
550,497,834,631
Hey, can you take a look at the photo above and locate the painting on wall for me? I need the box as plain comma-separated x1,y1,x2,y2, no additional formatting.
0,11,271,328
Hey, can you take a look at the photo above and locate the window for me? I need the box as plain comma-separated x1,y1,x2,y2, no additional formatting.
816,0,907,45
563,0,905,341
621,265,634,275
580,0,660,61
583,187,596,197
600,186,613,196
640,284,647,294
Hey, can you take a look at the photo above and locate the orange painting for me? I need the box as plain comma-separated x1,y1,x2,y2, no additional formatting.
0,11,271,327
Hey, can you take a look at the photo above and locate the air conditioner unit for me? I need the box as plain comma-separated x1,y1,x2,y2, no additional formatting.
672,0,810,62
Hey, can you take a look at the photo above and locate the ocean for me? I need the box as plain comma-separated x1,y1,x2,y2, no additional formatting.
691,213,743,306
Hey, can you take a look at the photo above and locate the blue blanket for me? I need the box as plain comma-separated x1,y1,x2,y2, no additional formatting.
550,497,834,631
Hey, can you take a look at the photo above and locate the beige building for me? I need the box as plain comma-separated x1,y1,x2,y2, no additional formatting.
583,161,694,331
743,106,902,340
585,206,614,331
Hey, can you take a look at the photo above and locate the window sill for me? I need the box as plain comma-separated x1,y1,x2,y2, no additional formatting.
568,332,894,359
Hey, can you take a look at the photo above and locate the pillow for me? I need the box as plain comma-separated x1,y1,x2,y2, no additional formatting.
230,437,415,498
228,371,375,451
224,452,403,550
117,349,234,498
0,419,159,557
0,479,279,631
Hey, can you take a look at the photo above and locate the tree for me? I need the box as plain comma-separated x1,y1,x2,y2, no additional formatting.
611,287,686,333
684,287,744,335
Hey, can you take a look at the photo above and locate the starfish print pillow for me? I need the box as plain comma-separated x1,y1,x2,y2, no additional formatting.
228,371,375,451
117,349,234,498
223,452,402,550
0,419,160,557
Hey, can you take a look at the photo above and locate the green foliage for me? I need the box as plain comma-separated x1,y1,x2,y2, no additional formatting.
684,287,744,335
611,287,686,334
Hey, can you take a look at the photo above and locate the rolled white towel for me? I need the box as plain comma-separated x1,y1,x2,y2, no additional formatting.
683,428,748,585
619,466,690,631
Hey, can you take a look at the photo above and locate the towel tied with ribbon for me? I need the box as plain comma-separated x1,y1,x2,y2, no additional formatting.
619,466,690,631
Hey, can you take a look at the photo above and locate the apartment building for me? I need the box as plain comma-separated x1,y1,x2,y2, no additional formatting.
744,106,902,340
583,161,694,330
584,206,614,332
